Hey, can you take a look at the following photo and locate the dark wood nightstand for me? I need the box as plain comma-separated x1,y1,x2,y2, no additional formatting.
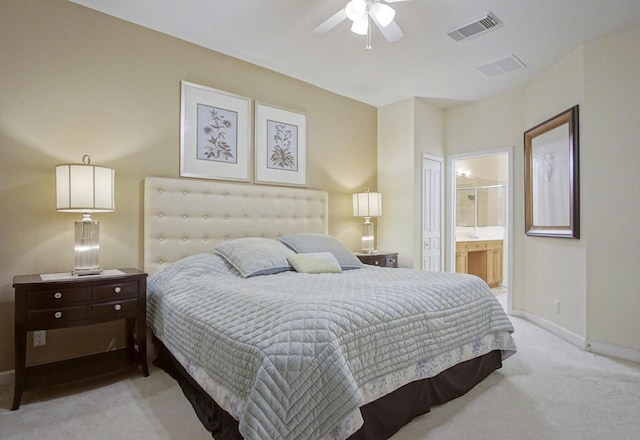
12,268,148,410
356,252,398,268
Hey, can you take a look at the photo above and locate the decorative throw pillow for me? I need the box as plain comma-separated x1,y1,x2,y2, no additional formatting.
213,237,294,278
278,233,363,270
287,252,343,274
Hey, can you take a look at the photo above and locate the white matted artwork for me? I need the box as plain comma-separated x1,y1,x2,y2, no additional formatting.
255,103,307,186
180,81,251,181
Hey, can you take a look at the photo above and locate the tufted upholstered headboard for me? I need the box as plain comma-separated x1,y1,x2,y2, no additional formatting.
143,177,328,275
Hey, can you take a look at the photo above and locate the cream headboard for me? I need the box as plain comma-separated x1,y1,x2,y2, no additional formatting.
144,177,328,275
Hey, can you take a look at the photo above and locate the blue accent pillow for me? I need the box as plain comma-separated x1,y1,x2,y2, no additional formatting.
278,233,363,270
213,237,294,277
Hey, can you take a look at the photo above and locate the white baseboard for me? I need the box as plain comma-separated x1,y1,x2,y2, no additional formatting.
511,308,586,348
511,308,640,363
0,369,14,387
586,339,640,363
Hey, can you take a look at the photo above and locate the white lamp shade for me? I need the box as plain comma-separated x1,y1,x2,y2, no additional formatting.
345,0,367,21
56,164,115,212
353,191,382,217
371,3,395,27
351,16,369,35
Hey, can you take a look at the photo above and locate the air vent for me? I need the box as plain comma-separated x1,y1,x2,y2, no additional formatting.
447,12,502,41
476,54,526,77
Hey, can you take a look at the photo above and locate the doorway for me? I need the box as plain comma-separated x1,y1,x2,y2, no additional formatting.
448,148,513,312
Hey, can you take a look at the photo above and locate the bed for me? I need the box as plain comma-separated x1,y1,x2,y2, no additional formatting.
143,176,516,440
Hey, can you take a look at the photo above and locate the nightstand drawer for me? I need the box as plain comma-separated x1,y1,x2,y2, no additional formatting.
92,281,138,301
28,305,89,326
91,298,138,319
356,252,398,268
27,287,89,308
369,255,390,266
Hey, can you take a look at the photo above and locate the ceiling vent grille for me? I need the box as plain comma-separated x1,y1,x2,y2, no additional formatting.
476,54,526,77
447,12,503,41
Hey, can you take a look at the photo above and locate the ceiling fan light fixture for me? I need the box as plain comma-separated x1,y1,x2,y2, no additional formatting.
371,3,395,27
313,0,407,48
345,0,367,21
351,15,369,35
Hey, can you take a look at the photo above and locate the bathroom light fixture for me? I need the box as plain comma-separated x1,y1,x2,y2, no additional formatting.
353,186,382,254
56,155,115,275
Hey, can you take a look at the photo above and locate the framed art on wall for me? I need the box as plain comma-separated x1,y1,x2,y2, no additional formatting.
255,103,307,187
524,105,580,238
180,81,251,181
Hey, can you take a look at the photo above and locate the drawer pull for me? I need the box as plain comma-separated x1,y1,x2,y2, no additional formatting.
114,304,122,311
114,287,122,294
374,261,379,265
54,292,62,299
54,311,62,319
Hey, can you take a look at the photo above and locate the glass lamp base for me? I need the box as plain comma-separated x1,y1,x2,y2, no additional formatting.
74,219,101,274
361,217,376,254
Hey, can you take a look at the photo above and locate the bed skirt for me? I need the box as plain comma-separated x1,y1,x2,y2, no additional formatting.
153,337,503,440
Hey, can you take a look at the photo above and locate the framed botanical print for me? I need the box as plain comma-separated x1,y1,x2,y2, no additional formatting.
524,105,580,238
180,81,251,181
254,103,307,187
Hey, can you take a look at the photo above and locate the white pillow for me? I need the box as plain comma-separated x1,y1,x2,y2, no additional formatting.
287,252,342,274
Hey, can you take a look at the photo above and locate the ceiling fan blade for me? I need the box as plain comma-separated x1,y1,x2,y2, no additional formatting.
373,17,404,42
312,8,348,34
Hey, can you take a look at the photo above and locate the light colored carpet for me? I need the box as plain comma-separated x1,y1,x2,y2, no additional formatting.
2,311,639,439
0,366,211,440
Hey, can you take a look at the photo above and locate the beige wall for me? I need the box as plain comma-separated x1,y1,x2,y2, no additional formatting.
0,0,377,372
377,98,445,268
377,99,416,267
583,27,640,354
520,47,587,339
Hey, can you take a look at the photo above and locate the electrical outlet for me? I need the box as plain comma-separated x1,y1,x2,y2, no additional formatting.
33,330,46,347
554,300,560,313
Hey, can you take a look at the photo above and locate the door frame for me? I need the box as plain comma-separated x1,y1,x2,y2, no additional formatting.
447,147,514,313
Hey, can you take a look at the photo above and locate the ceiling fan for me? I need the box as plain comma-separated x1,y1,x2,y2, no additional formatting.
313,0,411,49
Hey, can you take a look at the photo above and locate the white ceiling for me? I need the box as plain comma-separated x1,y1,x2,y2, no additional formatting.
69,0,640,108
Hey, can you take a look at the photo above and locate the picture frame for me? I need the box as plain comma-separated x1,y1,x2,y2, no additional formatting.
524,105,580,238
254,103,307,187
180,81,251,182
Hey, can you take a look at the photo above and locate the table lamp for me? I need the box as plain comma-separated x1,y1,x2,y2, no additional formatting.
56,155,115,275
353,186,382,254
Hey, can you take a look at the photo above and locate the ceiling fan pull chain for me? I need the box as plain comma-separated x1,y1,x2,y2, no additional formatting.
366,14,372,49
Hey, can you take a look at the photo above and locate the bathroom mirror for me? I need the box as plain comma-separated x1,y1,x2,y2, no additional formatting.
456,186,506,227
